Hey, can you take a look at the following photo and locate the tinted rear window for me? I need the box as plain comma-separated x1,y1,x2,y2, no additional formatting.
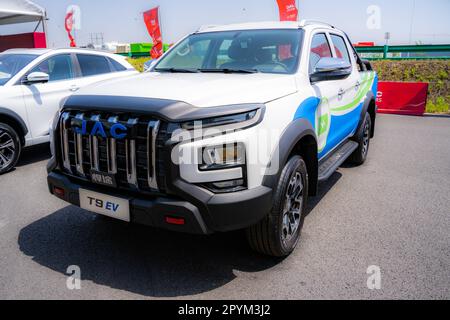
108,57,127,71
77,54,112,76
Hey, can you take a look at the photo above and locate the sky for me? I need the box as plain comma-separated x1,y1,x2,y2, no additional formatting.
1,0,449,47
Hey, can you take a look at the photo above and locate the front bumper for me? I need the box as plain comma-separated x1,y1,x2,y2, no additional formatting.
47,171,272,235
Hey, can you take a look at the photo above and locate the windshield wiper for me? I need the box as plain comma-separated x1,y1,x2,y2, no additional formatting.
198,68,259,74
155,67,199,73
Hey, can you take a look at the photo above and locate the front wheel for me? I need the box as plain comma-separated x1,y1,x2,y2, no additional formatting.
246,156,308,257
0,123,21,175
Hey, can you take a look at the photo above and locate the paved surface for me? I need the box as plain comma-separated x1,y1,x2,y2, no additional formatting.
0,114,449,300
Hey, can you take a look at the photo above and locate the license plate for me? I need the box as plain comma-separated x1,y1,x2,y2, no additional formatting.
79,189,130,222
90,170,117,188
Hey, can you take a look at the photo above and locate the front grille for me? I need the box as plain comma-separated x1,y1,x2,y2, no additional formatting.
58,110,162,193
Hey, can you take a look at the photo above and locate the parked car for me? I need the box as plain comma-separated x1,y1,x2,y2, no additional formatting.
0,48,138,174
47,21,378,257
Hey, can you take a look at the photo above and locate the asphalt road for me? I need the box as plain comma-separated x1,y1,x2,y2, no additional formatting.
0,114,449,300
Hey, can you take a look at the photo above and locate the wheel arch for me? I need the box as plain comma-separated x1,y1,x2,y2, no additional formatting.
263,118,319,197
0,107,28,146
357,92,376,139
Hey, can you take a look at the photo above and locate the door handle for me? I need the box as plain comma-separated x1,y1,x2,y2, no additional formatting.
355,81,361,90
70,85,79,92
338,88,345,100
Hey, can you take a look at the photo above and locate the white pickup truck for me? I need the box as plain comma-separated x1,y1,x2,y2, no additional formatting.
47,21,378,257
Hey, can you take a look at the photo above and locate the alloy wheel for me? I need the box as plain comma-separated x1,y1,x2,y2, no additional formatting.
0,129,16,170
281,171,304,244
362,118,370,157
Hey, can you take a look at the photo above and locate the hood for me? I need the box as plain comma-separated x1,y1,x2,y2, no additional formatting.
73,72,298,108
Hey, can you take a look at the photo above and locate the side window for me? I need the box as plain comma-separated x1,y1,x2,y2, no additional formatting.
108,58,127,72
330,34,351,64
309,33,332,73
77,54,112,76
30,54,74,82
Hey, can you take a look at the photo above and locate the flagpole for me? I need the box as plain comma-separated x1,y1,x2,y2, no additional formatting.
157,6,163,48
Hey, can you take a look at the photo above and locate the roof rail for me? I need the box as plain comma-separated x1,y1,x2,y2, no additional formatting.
299,19,335,29
196,25,219,32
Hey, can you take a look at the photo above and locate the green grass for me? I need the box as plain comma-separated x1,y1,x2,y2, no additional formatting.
426,96,450,113
127,57,152,73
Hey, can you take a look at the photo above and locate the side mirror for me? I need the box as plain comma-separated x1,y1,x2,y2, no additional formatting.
361,59,373,71
24,72,50,84
310,58,352,83
143,59,158,72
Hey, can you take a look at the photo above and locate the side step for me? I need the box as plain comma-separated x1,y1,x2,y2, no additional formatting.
318,140,358,182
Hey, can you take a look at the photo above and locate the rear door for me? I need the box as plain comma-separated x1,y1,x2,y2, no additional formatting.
308,31,338,157
74,54,135,88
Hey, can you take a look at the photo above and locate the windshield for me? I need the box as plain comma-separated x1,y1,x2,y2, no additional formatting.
0,54,38,86
155,29,304,74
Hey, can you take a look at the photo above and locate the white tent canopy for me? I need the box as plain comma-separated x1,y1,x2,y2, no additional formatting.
0,0,46,25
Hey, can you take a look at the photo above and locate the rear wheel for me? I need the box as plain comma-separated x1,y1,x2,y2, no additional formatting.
349,112,372,165
246,156,308,257
0,123,21,175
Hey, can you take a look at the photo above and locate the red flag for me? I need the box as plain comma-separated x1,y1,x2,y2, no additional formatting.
276,0,298,21
64,11,76,47
276,1,298,60
143,7,163,59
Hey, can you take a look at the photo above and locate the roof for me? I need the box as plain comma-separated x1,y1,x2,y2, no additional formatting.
197,21,302,33
196,20,336,33
2,48,51,55
0,0,45,25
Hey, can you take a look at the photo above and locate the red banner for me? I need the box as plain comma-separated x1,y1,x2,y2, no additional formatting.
64,11,76,47
276,0,298,21
143,7,163,59
377,82,429,116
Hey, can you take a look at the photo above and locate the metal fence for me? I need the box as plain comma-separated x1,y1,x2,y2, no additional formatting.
356,44,450,60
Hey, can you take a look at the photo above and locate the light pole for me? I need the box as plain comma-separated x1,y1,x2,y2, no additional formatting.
408,0,416,44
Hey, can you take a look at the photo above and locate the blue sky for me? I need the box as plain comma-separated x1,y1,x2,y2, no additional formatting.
1,0,449,47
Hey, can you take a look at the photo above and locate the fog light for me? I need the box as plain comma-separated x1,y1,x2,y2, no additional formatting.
212,179,244,189
200,143,245,170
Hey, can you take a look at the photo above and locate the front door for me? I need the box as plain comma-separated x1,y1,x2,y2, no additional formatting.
21,54,79,143
308,32,359,159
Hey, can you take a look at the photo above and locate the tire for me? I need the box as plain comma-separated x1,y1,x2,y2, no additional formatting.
0,123,21,175
246,156,308,257
349,112,372,165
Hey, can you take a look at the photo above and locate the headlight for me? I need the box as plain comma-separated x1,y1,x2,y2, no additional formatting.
49,111,61,156
181,108,263,132
200,143,246,170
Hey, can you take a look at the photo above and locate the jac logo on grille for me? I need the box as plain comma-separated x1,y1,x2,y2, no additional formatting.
73,120,127,139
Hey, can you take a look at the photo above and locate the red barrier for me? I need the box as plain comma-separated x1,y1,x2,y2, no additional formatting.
0,32,47,52
377,82,429,116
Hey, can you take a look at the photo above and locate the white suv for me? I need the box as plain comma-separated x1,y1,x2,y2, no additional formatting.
0,48,137,174
47,21,377,257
